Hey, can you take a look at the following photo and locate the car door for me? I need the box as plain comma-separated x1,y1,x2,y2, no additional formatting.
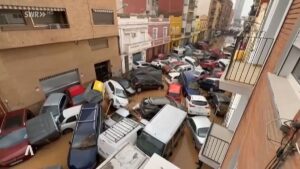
62,115,77,131
187,118,197,141
107,82,115,99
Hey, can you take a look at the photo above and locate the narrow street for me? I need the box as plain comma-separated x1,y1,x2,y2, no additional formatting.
13,77,222,169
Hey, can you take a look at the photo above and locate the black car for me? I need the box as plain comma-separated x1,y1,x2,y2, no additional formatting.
198,78,221,92
111,77,136,95
139,97,185,120
131,75,164,92
208,92,231,116
68,103,103,169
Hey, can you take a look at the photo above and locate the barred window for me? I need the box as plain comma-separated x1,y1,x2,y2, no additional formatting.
89,38,109,50
92,9,114,25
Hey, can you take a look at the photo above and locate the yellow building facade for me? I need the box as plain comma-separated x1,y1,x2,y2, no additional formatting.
191,18,201,43
169,16,183,50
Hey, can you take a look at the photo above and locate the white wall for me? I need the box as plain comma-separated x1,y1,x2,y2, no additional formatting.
194,0,210,16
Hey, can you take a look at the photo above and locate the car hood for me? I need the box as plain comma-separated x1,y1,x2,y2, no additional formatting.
68,147,97,169
0,139,28,166
116,97,129,107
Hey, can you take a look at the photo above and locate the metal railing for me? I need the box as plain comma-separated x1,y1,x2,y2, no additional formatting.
201,129,230,164
225,34,274,85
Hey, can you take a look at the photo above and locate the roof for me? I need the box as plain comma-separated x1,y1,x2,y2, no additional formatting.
143,104,187,144
168,83,181,93
143,153,180,169
191,116,211,129
43,93,65,106
190,95,207,102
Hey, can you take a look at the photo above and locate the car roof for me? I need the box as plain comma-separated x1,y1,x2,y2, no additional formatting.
191,116,211,129
62,105,82,118
169,84,181,93
106,80,124,90
146,97,170,105
43,93,65,106
190,95,207,101
168,72,180,77
143,104,186,143
183,71,197,81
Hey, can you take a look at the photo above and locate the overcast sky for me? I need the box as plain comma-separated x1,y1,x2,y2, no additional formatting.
232,0,253,17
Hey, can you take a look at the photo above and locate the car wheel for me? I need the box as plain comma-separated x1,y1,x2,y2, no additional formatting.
62,128,73,135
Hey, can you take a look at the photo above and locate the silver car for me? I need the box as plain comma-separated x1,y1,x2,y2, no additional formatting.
187,116,211,149
40,93,68,122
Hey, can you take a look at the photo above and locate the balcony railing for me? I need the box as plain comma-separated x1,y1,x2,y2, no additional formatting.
199,124,233,168
225,34,274,85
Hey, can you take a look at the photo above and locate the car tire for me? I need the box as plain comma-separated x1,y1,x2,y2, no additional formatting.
62,128,73,134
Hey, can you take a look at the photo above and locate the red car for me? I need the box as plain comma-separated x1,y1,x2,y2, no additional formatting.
0,109,34,167
212,69,224,78
167,83,182,102
65,84,85,106
199,60,219,70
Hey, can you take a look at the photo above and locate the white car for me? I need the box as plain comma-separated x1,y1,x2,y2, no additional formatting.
187,116,211,149
218,58,230,68
185,95,210,116
59,105,82,134
165,72,180,84
182,56,197,66
132,61,151,70
104,108,130,129
173,47,186,57
151,59,169,68
171,64,194,72
104,80,129,109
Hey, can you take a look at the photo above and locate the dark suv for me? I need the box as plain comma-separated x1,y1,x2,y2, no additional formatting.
131,75,164,92
67,103,103,169
208,92,231,116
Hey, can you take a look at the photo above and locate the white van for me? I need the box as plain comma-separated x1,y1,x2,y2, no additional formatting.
97,117,142,158
136,104,187,158
96,143,180,169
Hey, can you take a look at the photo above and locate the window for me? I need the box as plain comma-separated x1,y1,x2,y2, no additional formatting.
92,9,114,25
0,9,25,25
292,58,300,84
152,28,158,40
163,27,168,37
66,116,77,123
31,11,69,28
0,7,69,31
88,38,109,50
59,95,67,110
108,82,115,92
188,118,196,132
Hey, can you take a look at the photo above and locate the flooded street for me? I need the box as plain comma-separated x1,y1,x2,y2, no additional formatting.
12,81,201,169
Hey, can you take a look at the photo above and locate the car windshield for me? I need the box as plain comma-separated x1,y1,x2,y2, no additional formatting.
115,88,127,98
71,133,97,149
2,115,23,130
118,80,130,88
136,132,164,156
197,127,210,138
192,100,207,106
58,114,65,123
0,128,27,149
42,106,60,117
188,82,199,90
110,113,123,122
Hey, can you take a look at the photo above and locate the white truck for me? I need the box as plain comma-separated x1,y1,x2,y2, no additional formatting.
96,143,180,169
97,117,142,158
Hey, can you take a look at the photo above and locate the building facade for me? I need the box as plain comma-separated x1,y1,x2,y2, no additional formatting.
0,0,121,112
118,16,151,73
217,0,233,31
199,15,209,40
233,0,246,26
191,17,201,43
147,17,170,61
158,0,184,17
119,0,158,15
169,16,183,50
199,0,300,168
182,0,197,44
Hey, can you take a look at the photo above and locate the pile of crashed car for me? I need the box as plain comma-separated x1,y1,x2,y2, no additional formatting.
0,42,232,169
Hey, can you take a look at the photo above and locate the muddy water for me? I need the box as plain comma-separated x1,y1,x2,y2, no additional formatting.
13,79,216,169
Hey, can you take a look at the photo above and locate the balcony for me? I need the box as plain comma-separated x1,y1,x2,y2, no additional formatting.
199,124,233,168
151,36,170,47
220,35,274,95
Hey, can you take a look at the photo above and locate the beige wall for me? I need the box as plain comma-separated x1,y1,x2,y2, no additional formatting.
0,37,121,113
0,0,118,49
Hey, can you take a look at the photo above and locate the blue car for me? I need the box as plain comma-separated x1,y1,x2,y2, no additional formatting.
179,71,200,97
68,103,103,169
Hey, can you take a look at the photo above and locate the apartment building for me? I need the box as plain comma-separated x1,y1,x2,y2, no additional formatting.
0,0,121,112
118,0,158,15
169,16,183,50
118,15,151,73
147,17,170,61
217,0,233,31
199,0,300,168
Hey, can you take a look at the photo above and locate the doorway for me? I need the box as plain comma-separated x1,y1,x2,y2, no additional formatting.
94,61,111,82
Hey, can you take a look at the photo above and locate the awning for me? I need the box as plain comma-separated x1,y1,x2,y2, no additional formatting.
0,5,65,11
93,9,113,13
